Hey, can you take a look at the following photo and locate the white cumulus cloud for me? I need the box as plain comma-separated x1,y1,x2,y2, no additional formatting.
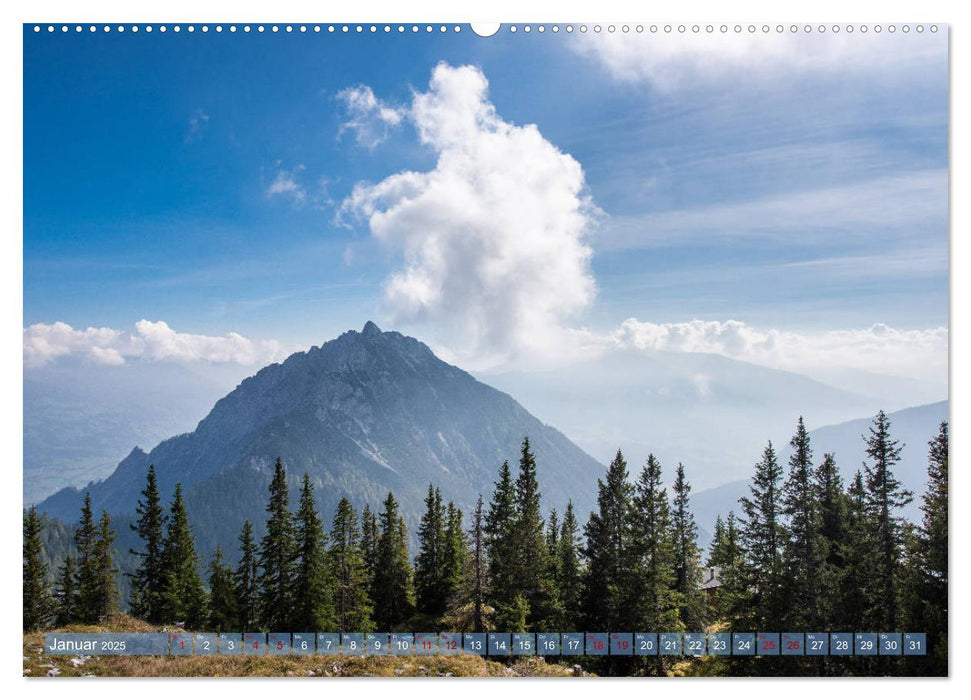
611,318,948,385
266,166,308,205
341,63,598,368
24,321,285,369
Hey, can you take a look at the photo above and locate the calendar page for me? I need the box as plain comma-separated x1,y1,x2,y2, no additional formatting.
21,18,948,680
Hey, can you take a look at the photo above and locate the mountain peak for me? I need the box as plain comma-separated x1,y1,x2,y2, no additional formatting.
361,320,382,336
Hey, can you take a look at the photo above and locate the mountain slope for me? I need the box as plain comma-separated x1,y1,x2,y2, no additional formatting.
36,322,605,560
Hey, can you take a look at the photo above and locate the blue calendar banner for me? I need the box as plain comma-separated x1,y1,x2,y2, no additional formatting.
170,632,192,655
757,632,780,655
538,633,560,655
488,633,511,656
316,633,339,655
219,633,243,655
781,632,804,656
561,632,584,655
855,633,877,656
733,632,755,656
610,632,633,655
268,633,290,655
341,633,365,656
44,633,169,656
708,633,731,656
513,633,536,655
635,633,658,656
879,633,902,656
805,633,828,656
904,633,927,656
415,632,438,655
367,633,388,656
463,633,486,655
684,632,706,656
439,632,461,655
292,633,315,655
391,633,414,656
194,633,218,656
586,632,608,656
660,632,682,656
830,633,853,656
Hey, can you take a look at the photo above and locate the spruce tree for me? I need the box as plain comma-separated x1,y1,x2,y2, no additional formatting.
372,493,415,629
557,501,584,629
129,464,167,623
257,458,297,631
74,492,100,624
903,422,948,672
160,484,207,628
671,462,704,629
581,450,634,631
815,452,846,627
485,460,521,629
360,505,379,591
234,520,260,630
737,442,785,629
55,555,78,627
467,495,489,632
90,510,119,623
207,545,238,632
293,474,334,632
24,506,55,631
862,410,912,629
415,484,447,615
547,508,560,559
629,455,678,635
443,502,469,604
838,471,871,631
328,498,373,632
781,417,825,629
513,437,560,630
708,512,744,621
707,516,726,567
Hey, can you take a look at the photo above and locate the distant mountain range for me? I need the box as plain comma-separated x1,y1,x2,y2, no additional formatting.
36,322,604,559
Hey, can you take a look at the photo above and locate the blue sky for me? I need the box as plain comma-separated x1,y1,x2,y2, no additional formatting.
23,25,948,384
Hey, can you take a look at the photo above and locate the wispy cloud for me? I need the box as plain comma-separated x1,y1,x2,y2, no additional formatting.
24,321,285,368
598,169,947,251
185,108,210,143
266,165,308,205
337,85,405,149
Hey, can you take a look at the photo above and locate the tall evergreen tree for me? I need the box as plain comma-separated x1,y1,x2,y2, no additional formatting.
73,492,99,623
415,484,448,615
468,495,489,632
629,455,678,634
708,512,744,621
328,498,373,632
556,501,584,629
862,410,912,629
160,484,207,628
54,555,78,627
781,418,825,629
90,510,119,623
372,493,415,629
737,442,785,629
293,474,334,632
546,508,560,559
815,452,846,626
903,422,948,672
706,516,726,567
207,545,238,632
360,505,379,591
129,464,168,623
443,502,469,603
485,460,521,629
671,462,704,629
513,437,560,630
257,458,297,630
24,506,55,631
234,520,260,630
582,450,634,631
838,471,871,631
